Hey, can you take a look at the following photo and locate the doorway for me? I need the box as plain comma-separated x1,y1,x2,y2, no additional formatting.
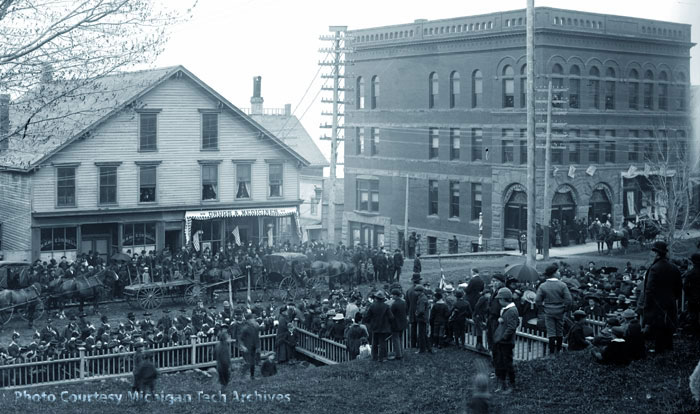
81,237,109,263
165,230,181,253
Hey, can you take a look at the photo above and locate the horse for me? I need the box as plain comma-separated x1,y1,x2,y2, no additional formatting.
599,226,629,255
202,264,241,302
0,282,43,327
48,269,119,316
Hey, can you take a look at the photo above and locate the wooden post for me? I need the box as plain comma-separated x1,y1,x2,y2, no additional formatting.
78,347,86,379
190,335,197,366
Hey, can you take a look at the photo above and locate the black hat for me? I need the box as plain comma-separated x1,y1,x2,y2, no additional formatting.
651,241,668,255
544,264,559,277
411,273,422,282
143,312,151,317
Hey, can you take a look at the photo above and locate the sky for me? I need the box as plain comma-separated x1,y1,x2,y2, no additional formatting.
155,0,700,176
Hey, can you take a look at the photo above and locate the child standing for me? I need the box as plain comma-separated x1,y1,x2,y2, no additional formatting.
492,287,519,394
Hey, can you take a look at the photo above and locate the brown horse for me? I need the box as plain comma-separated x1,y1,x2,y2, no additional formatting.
48,269,118,316
0,282,43,326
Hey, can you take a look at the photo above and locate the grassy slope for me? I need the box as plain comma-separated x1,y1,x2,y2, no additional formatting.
3,338,698,414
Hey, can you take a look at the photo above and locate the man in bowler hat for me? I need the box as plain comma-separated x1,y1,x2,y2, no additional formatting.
643,241,682,353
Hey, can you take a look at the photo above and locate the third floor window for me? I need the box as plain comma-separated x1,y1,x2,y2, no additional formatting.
450,71,460,108
201,112,219,150
429,72,439,108
502,65,514,108
371,76,379,109
139,112,157,151
429,128,439,159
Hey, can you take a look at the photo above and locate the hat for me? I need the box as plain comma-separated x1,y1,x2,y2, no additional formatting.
544,264,559,277
143,312,151,317
690,253,700,265
223,301,230,307
391,289,401,297
414,284,424,292
621,309,637,319
522,290,537,304
332,313,345,321
374,290,387,300
651,241,668,255
455,290,464,298
162,309,170,314
443,284,455,293
611,326,625,338
326,309,336,316
495,287,513,300
606,317,621,327
411,273,422,282
79,312,88,317
573,309,587,319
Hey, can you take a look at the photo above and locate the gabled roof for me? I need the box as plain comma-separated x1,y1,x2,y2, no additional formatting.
250,114,328,168
0,65,309,171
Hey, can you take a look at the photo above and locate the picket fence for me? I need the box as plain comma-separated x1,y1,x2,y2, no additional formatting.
1,316,608,389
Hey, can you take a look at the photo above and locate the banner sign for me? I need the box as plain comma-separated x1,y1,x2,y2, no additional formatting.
185,207,300,244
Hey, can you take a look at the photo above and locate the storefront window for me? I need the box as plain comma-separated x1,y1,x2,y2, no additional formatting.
40,227,77,261
191,220,222,253
122,223,156,254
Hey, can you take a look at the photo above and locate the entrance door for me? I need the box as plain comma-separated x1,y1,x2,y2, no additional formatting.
165,230,181,253
81,237,109,263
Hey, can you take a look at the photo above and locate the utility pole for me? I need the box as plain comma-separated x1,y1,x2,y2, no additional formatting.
526,0,536,267
319,26,352,245
404,175,409,256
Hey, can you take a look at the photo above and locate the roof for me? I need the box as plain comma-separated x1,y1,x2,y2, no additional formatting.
322,177,344,205
250,114,328,167
0,65,310,171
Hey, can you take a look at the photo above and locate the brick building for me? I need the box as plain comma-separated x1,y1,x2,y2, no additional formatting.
343,7,693,253
0,66,309,262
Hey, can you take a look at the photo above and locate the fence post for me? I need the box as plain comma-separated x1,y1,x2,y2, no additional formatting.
78,347,86,379
190,335,198,366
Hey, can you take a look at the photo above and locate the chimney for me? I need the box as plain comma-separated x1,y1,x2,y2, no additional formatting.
250,76,264,115
0,94,9,151
40,63,53,84
284,104,291,116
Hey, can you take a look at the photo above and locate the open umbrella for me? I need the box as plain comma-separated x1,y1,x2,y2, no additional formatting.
111,252,132,263
504,263,539,283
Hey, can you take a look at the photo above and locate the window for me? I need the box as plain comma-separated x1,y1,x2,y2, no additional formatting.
658,72,668,110
201,164,218,201
502,65,514,108
568,141,580,164
629,141,640,162
40,227,78,258
605,142,615,163
370,127,379,156
472,70,483,108
569,65,580,108
56,166,76,207
356,77,365,109
588,131,600,163
429,128,439,159
471,128,483,161
427,236,437,255
676,73,686,111
449,181,460,218
520,65,527,108
449,71,460,108
236,163,251,199
429,72,439,108
98,166,117,205
428,180,439,215
356,179,379,212
122,223,156,254
628,69,639,110
355,127,364,155
139,112,157,151
191,220,222,253
502,129,514,163
450,128,460,160
519,131,527,165
370,76,379,109
139,165,156,203
589,67,600,109
643,70,654,110
552,64,564,109
552,135,563,165
268,163,283,198
201,112,218,149
604,68,615,110
471,183,482,220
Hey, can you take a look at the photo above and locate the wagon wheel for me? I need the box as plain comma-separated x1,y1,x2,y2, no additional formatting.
278,276,302,302
305,276,326,298
18,298,45,322
137,286,163,310
0,307,13,325
184,283,205,306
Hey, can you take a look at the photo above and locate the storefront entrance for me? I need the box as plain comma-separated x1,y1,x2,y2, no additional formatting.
589,188,612,223
504,189,527,239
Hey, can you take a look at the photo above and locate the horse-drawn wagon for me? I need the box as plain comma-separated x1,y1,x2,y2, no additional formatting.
0,261,45,325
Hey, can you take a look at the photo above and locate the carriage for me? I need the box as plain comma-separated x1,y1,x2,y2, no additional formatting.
256,252,325,302
0,261,46,325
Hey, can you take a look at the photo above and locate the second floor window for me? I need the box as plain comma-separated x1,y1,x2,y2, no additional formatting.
139,165,156,203
356,127,364,155
520,64,527,108
658,72,668,110
450,128,460,160
356,77,365,109
472,70,482,108
202,112,218,149
429,72,439,108
429,128,439,159
471,183,482,220
428,180,439,216
371,76,379,109
356,179,379,212
676,73,687,111
236,164,251,199
471,128,483,161
604,68,615,110
56,166,76,207
201,164,218,201
370,127,379,156
569,65,580,108
139,112,157,151
643,70,654,110
99,166,117,205
520,138,527,165
502,129,514,163
449,181,460,218
588,141,600,163
268,163,283,197
629,79,639,110
450,71,460,108
589,67,600,109
502,65,514,108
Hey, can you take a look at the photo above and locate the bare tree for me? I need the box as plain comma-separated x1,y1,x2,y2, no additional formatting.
0,0,196,143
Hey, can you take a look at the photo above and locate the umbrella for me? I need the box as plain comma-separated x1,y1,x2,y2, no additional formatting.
504,263,539,283
111,252,132,262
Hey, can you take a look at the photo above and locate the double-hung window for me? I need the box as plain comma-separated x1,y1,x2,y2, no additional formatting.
268,163,283,198
56,166,76,207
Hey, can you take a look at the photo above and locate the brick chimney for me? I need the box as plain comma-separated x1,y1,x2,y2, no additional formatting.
250,76,264,115
284,104,291,116
0,94,9,151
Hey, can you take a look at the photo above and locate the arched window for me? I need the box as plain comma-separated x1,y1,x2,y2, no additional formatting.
676,72,687,111
643,70,654,110
449,71,460,108
370,76,379,109
604,67,616,110
502,65,514,108
519,64,527,108
658,71,668,110
429,72,439,108
356,76,365,109
569,65,580,108
552,64,564,108
472,70,483,108
589,67,600,109
628,69,639,110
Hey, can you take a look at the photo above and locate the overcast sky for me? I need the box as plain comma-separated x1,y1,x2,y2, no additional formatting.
156,0,700,175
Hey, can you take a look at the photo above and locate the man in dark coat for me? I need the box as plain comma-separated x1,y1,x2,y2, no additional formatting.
566,310,591,351
363,290,394,362
413,254,422,274
389,289,407,360
238,312,260,379
643,241,682,353
413,285,431,353
215,330,231,391
683,253,700,334
392,249,404,283
449,290,472,349
405,273,422,348
492,287,519,393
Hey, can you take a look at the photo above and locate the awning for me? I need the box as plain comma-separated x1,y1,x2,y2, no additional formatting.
621,164,676,179
185,206,301,244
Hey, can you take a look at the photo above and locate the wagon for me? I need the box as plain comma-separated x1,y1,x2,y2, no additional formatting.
257,253,322,302
0,261,45,325
123,278,208,310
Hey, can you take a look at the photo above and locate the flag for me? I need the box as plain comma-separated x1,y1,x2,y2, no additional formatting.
439,273,446,290
627,165,638,177
553,166,560,176
643,163,651,176
586,165,597,176
568,165,576,178
192,230,202,252
232,226,241,246
246,267,251,310
267,226,274,247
